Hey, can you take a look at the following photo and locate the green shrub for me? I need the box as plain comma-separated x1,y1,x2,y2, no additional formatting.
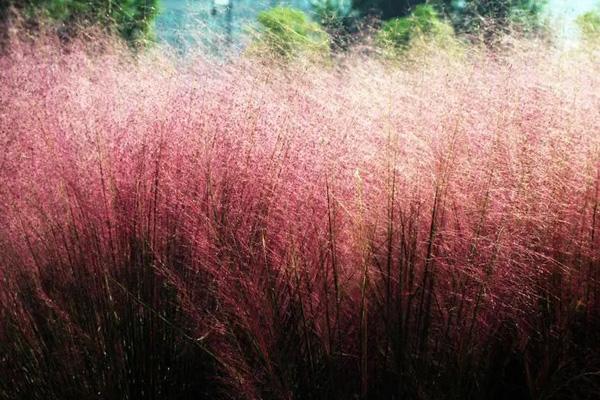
251,6,329,61
376,4,455,55
577,10,600,46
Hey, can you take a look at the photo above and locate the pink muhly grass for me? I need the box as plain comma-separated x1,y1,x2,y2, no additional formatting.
0,36,599,399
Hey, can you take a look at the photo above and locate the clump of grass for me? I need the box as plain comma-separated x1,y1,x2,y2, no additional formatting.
0,33,599,399
248,6,330,63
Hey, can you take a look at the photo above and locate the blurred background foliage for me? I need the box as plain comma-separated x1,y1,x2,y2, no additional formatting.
0,0,158,45
0,1,597,54
577,9,600,45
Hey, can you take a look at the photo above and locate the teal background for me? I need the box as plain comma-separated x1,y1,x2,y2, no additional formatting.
155,0,312,50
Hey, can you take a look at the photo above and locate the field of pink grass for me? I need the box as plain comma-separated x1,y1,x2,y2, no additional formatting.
0,35,599,399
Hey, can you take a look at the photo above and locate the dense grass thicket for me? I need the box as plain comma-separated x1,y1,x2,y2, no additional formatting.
0,34,599,399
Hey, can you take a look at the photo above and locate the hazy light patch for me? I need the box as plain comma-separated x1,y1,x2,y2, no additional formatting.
547,0,598,43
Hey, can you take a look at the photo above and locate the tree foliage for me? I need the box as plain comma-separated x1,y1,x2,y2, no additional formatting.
443,0,548,38
0,0,158,45
309,0,359,50
352,0,419,19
